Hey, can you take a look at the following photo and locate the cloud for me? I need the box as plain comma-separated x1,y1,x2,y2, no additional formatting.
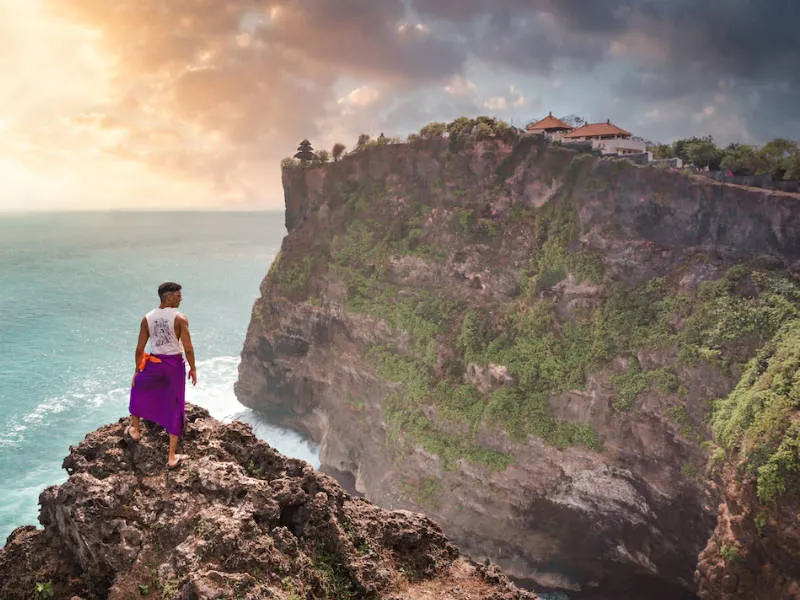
17,0,471,208
693,105,717,123
444,75,477,96
480,84,529,112
1,0,798,211
411,0,800,143
413,0,800,84
510,85,527,107
483,97,507,111
342,86,383,109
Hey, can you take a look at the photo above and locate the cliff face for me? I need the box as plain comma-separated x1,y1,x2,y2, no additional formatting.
0,405,533,600
236,133,800,598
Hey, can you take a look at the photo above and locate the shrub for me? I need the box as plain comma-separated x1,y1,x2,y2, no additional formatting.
610,360,650,412
719,543,741,563
34,582,54,600
711,314,800,504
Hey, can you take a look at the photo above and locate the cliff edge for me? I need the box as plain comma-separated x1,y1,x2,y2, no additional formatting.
236,130,800,599
0,405,534,600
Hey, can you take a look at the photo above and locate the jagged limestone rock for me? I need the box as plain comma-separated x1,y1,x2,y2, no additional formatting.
0,405,535,600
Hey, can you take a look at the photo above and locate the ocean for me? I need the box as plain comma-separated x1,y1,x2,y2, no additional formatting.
0,211,319,543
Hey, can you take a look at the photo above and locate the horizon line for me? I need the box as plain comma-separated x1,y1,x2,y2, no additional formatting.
0,208,285,215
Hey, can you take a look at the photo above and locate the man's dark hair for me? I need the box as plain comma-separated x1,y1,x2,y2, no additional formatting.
158,282,182,300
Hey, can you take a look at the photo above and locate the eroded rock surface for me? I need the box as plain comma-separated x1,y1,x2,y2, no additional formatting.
0,405,535,600
236,135,800,598
695,463,800,600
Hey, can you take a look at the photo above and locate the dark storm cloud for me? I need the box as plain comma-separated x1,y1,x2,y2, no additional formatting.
413,0,800,88
411,0,618,72
650,0,800,83
411,0,799,141
259,0,464,82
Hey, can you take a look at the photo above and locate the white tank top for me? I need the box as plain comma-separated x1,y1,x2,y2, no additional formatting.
146,307,184,355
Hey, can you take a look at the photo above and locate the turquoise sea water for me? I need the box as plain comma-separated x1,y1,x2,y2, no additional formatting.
0,211,319,542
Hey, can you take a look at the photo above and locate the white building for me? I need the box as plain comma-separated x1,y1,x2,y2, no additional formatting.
562,120,649,158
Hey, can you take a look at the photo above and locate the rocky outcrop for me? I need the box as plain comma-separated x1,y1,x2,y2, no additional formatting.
695,463,800,600
236,132,800,598
0,405,535,600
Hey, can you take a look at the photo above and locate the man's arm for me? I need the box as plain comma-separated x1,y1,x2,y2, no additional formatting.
135,317,149,369
177,314,197,385
132,317,149,386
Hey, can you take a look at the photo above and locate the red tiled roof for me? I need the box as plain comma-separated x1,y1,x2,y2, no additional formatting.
526,112,573,131
563,121,631,138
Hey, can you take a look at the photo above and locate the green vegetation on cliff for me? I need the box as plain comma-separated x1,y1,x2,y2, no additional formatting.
713,319,800,503
271,127,800,488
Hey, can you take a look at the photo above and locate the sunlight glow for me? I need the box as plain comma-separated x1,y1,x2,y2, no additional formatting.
0,0,235,211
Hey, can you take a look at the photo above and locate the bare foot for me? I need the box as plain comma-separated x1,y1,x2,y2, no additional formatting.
126,425,141,441
167,454,187,469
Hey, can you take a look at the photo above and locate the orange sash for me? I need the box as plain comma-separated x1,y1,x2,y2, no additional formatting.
138,353,163,372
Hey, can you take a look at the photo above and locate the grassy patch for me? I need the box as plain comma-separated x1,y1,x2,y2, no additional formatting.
611,360,650,412
521,155,605,294
679,266,798,366
411,477,441,509
269,251,313,294
370,347,512,471
314,546,358,599
650,366,683,395
665,405,699,440
719,543,741,563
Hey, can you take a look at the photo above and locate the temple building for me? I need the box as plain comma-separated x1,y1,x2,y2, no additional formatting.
562,119,647,156
525,113,649,158
525,112,573,139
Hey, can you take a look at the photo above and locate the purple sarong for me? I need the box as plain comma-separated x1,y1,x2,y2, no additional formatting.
129,353,186,436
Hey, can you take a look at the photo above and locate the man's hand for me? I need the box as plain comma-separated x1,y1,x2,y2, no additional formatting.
188,368,197,386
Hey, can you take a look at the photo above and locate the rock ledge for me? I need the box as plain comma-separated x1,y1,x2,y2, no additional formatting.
0,405,535,600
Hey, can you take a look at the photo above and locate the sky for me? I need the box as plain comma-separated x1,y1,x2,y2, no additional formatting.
0,0,798,211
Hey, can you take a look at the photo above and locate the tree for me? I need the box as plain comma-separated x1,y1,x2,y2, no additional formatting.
475,121,493,140
760,138,798,178
651,144,673,160
492,119,513,141
685,137,723,170
784,151,800,181
671,136,706,163
294,139,314,164
720,144,764,176
332,143,346,162
560,114,586,128
419,121,447,139
315,149,330,164
447,116,474,139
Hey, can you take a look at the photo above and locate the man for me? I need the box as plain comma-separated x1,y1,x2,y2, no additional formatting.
128,281,197,468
